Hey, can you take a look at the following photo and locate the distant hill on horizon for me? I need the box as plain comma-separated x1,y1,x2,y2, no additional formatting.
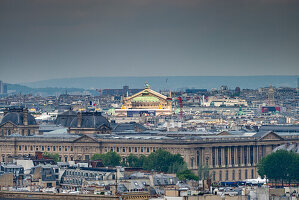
6,83,89,96
21,76,298,91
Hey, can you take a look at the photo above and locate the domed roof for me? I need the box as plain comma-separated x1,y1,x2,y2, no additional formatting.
1,110,37,126
69,112,110,129
55,110,77,127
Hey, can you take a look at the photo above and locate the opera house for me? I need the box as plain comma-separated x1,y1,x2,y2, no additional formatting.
115,83,172,117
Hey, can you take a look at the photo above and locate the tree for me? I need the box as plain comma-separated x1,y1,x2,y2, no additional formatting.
91,152,121,167
257,150,299,185
168,162,188,174
144,149,186,173
92,149,188,174
91,153,105,161
103,151,121,166
177,169,199,181
198,164,210,180
43,152,60,163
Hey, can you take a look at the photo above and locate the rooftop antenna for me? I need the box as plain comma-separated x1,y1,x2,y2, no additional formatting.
166,78,168,93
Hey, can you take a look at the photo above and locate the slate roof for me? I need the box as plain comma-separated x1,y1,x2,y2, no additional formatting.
70,112,110,129
1,112,36,126
259,125,299,133
112,122,147,132
55,110,77,127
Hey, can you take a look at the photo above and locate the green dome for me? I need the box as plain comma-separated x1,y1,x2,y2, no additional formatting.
132,96,160,102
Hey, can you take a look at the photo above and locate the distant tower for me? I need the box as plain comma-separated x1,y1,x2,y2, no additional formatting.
235,87,241,96
268,84,275,106
0,80,2,94
3,84,7,94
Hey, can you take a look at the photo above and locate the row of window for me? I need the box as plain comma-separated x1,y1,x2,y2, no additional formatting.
18,145,73,152
1,129,32,136
65,170,105,179
105,146,157,153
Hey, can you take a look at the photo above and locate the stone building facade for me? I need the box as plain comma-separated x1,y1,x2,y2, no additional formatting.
0,130,298,183
68,112,111,134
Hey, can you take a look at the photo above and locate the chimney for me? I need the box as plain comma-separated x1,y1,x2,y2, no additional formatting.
4,108,8,116
77,112,82,128
23,108,28,126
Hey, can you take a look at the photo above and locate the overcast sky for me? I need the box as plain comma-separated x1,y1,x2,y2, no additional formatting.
0,0,298,83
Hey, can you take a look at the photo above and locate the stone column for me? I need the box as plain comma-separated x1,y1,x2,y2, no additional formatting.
253,146,257,165
241,146,244,166
215,147,218,167
247,146,251,166
234,146,238,167
227,146,232,167
222,147,225,167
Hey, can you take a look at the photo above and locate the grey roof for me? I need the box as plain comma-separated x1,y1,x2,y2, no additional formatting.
112,122,147,132
252,131,271,138
33,128,79,139
70,112,110,129
42,168,56,181
55,110,77,127
8,133,22,137
259,125,299,133
1,112,36,126
154,174,177,186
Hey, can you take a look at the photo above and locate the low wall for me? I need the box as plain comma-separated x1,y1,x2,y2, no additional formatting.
0,191,150,200
165,195,248,200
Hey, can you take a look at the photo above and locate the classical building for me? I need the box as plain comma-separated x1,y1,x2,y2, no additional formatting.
54,110,112,135
68,112,112,135
115,83,172,117
0,107,39,137
201,96,248,107
0,129,298,183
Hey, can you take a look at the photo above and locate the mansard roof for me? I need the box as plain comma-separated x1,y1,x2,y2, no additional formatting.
1,110,36,126
69,112,111,129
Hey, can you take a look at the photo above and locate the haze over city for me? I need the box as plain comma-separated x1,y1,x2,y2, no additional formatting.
0,1,299,200
1,0,299,83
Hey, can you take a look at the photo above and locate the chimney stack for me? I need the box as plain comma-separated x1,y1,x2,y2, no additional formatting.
23,108,28,126
77,112,82,128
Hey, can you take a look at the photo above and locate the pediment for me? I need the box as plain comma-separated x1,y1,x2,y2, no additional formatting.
0,121,17,128
126,89,168,101
217,131,232,136
73,135,98,143
259,131,284,141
